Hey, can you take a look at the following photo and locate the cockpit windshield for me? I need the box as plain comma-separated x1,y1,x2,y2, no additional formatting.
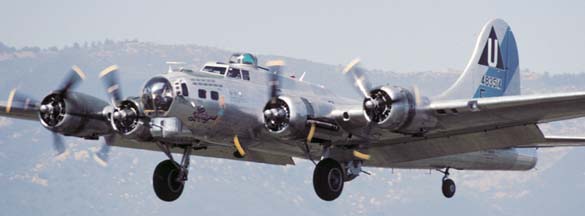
226,68,251,80
201,66,227,75
142,77,174,112
226,68,242,79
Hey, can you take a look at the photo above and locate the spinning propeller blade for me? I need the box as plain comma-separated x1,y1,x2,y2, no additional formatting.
5,88,38,113
58,65,86,96
99,65,123,105
93,135,115,167
342,59,372,98
266,60,285,104
52,132,66,156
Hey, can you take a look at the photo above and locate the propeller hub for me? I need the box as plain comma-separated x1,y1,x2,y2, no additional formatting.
39,93,66,128
364,99,376,110
39,104,53,114
263,99,290,133
363,89,392,123
111,100,141,134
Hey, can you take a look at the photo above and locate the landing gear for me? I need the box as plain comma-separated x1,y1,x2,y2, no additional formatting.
153,143,192,202
442,178,456,198
439,168,456,198
233,150,244,158
153,160,184,201
313,158,344,201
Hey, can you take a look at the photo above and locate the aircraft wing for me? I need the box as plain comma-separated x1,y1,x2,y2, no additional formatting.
428,91,585,134
111,136,295,166
0,101,39,121
363,92,585,166
1,99,295,166
516,136,585,148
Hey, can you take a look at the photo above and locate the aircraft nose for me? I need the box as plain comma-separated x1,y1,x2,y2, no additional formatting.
142,77,173,113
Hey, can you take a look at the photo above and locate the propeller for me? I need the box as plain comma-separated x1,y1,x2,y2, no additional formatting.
52,132,66,156
39,66,87,122
57,65,86,96
342,59,372,98
99,65,122,105
342,59,378,160
5,66,87,156
412,85,423,106
3,89,63,155
266,60,285,104
343,58,395,123
5,88,39,113
263,60,291,132
93,135,114,167
44,66,88,155
93,65,124,166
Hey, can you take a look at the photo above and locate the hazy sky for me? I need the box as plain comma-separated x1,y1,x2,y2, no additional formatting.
1,0,584,73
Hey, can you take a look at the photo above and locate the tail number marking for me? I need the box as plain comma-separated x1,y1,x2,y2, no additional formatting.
481,75,502,90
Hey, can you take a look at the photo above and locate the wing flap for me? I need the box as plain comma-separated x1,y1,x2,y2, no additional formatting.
112,136,295,166
366,124,545,166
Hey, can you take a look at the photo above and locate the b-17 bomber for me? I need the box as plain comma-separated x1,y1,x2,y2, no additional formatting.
2,19,585,202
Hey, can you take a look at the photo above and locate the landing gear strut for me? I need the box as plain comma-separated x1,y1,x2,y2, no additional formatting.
439,167,456,198
313,158,344,201
153,143,192,202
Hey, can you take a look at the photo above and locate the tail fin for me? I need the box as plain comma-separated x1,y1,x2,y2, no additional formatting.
437,19,520,100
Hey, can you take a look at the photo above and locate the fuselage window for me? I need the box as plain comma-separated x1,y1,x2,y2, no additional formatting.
226,68,242,79
198,89,207,99
202,66,227,75
211,91,219,100
242,70,250,81
181,83,189,96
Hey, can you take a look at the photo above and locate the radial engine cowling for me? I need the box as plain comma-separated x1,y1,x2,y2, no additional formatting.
39,92,112,137
363,86,417,133
263,96,315,140
110,98,152,141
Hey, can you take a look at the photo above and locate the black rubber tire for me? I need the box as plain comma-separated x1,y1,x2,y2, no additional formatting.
442,178,456,198
153,160,184,202
313,158,344,201
233,151,244,159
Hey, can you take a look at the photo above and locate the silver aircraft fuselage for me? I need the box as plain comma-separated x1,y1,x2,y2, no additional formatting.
136,61,536,171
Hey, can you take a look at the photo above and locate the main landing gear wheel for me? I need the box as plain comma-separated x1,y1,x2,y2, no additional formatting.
442,178,456,198
153,160,185,202
313,158,344,201
440,167,456,198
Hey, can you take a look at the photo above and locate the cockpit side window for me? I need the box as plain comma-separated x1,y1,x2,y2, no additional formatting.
180,83,189,96
226,68,242,79
242,70,250,81
201,66,227,75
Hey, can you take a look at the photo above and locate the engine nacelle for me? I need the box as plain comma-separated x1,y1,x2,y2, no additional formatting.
110,97,152,141
365,86,436,134
263,95,340,141
39,92,112,137
263,96,311,140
